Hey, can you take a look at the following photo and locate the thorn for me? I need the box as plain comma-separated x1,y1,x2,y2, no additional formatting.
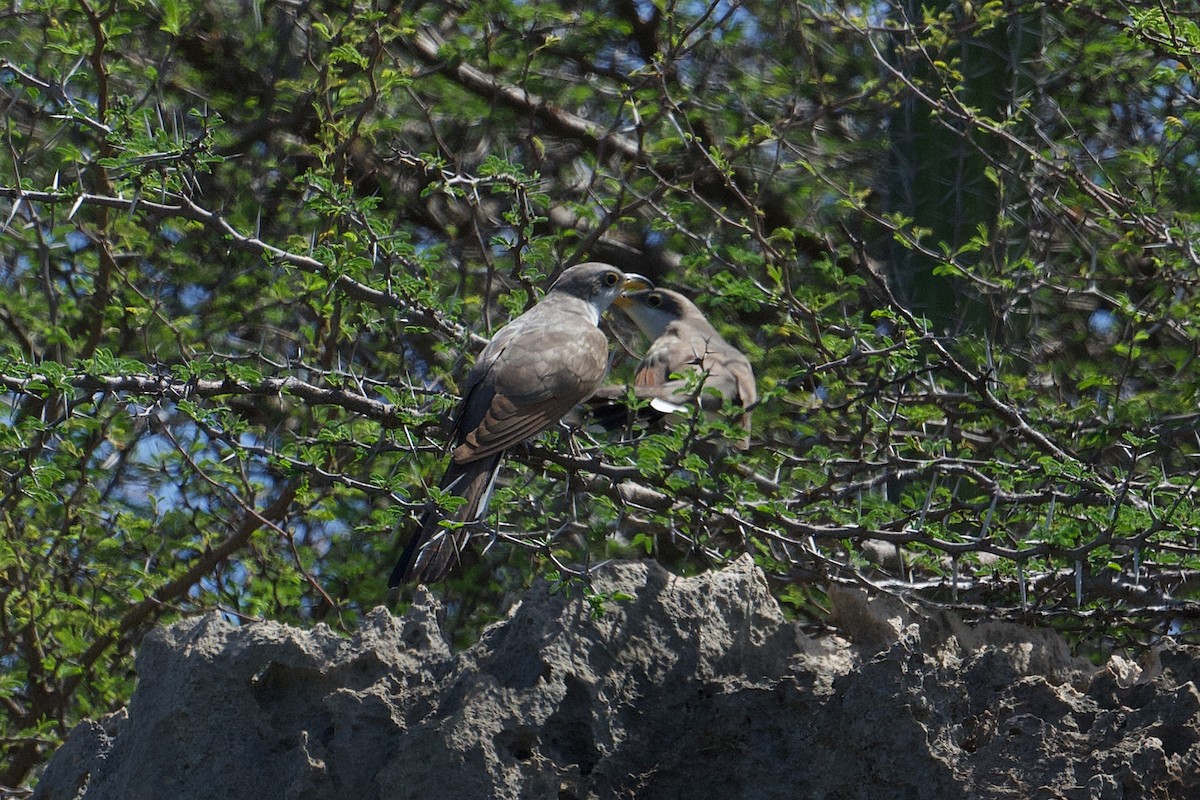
3,196,22,231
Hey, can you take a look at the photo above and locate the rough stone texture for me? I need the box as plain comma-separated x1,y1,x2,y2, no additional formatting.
32,555,1200,800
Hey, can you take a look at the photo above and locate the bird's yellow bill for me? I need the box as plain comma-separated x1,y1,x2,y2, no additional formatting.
621,273,654,292
616,274,653,307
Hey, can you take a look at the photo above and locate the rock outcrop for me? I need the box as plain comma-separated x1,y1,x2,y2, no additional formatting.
32,556,1200,799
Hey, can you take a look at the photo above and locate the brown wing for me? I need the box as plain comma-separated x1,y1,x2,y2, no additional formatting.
455,392,584,461
632,322,732,400
634,325,695,390
634,353,673,388
631,319,756,435
451,311,610,463
695,340,757,409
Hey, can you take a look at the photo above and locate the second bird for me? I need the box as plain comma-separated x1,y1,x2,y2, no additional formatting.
596,286,756,446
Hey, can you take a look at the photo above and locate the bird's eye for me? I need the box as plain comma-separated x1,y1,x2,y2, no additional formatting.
647,293,663,307
604,271,620,286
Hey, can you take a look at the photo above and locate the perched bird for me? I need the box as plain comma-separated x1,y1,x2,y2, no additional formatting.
389,263,652,585
594,287,756,446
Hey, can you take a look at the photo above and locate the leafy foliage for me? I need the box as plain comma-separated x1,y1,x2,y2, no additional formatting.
2,0,1200,787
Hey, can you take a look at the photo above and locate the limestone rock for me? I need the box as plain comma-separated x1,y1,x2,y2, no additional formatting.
32,556,1200,800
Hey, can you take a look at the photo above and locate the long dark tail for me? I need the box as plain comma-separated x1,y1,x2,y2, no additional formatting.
389,453,503,586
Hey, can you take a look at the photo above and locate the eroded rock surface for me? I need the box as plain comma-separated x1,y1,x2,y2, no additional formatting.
32,556,1200,800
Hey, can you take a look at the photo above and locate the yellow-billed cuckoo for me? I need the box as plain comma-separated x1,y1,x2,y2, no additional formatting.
390,262,651,585
594,287,756,445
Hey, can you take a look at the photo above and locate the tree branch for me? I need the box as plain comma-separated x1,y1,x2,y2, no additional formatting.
0,371,397,422
0,186,486,349
405,27,642,162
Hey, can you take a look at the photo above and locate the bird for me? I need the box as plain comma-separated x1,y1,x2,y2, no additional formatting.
593,286,756,447
389,262,652,586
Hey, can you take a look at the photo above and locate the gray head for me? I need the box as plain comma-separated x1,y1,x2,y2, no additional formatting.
549,262,654,317
613,287,706,339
